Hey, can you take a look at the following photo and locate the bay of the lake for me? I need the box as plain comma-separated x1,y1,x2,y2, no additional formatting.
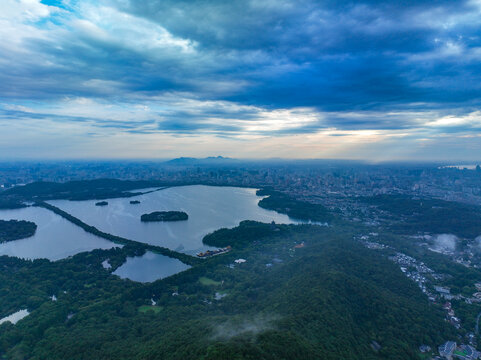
0,206,119,261
50,185,294,255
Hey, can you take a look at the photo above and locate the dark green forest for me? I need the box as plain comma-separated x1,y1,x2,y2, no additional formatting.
0,181,478,359
2,179,157,201
0,220,37,243
257,188,333,223
95,201,108,206
141,211,189,222
0,199,26,210
0,220,455,359
360,195,481,238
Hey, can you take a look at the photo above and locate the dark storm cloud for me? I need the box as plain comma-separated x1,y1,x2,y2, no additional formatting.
0,108,155,130
112,0,481,111
2,0,481,137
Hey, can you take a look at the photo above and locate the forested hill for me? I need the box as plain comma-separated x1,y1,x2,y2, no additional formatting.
0,179,248,204
360,194,481,238
0,222,453,359
257,188,333,223
2,179,159,201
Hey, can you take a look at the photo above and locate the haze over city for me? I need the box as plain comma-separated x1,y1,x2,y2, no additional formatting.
2,0,481,160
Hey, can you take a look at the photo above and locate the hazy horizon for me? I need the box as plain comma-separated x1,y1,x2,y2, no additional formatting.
0,156,480,166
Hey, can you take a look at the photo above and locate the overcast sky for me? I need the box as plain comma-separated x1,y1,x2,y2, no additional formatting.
1,0,481,160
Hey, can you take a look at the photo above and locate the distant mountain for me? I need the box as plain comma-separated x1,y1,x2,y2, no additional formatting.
163,156,237,166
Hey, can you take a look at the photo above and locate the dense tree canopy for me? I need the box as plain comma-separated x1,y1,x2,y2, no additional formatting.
0,220,36,243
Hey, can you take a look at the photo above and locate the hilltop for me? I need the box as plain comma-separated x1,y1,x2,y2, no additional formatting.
164,156,237,166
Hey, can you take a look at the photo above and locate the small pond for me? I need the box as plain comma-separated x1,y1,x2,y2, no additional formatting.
112,251,191,283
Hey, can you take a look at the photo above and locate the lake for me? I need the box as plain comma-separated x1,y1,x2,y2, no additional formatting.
112,251,191,283
0,206,119,261
50,185,295,255
0,309,29,325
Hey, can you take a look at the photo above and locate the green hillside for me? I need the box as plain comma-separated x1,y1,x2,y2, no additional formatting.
0,222,453,359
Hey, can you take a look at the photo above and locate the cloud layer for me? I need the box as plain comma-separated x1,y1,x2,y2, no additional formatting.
1,0,481,159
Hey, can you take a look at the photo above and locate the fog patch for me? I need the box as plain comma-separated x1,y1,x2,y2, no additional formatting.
475,235,481,250
211,314,279,340
432,234,457,252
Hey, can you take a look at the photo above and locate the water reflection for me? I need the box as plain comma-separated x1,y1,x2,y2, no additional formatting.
50,186,295,255
0,309,29,325
112,251,191,283
0,207,119,261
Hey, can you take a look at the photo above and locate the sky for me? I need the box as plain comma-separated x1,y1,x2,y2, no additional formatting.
1,0,481,161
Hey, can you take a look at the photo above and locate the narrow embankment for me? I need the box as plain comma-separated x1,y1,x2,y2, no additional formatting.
35,201,200,266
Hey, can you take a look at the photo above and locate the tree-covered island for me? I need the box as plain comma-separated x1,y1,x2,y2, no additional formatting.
0,220,37,243
140,211,188,222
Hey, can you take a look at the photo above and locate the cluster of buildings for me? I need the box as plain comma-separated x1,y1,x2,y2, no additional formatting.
357,233,389,250
357,234,443,303
388,252,439,300
358,234,481,359
423,240,480,270
2,160,481,207
441,301,462,329
362,241,387,250
376,246,475,331
196,246,232,258
437,341,479,359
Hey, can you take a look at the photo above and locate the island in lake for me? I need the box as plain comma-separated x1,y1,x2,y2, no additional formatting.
140,211,188,222
95,201,108,206
129,200,141,204
0,219,37,243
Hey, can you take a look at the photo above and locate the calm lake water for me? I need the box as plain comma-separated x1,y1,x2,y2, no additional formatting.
113,251,191,283
0,309,29,325
50,185,294,255
0,207,119,261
